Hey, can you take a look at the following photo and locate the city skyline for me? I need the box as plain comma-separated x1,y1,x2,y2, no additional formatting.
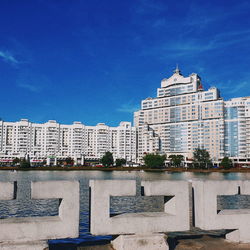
2,68,250,163
1,0,250,126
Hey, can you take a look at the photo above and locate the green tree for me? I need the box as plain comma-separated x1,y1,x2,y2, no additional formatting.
100,151,114,167
12,157,20,166
168,155,184,167
20,158,31,168
143,153,166,168
65,157,74,166
220,156,233,169
193,148,212,169
115,158,126,167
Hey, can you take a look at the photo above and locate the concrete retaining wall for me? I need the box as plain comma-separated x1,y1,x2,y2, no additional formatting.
0,181,79,249
193,180,250,243
1,179,250,248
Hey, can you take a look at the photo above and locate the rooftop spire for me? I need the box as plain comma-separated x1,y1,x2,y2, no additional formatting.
173,64,181,75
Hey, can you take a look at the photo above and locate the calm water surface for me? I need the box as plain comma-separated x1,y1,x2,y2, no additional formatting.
0,170,250,248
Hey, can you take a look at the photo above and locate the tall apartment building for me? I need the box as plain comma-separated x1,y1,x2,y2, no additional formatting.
0,119,136,163
134,67,250,163
224,98,250,160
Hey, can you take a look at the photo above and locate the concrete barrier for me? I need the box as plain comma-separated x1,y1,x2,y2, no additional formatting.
90,180,191,250
193,180,250,243
90,180,136,235
2,179,250,249
90,180,190,235
0,181,79,249
112,234,168,250
0,182,15,200
142,180,190,232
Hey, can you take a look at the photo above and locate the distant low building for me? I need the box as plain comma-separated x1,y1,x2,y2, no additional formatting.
0,119,136,164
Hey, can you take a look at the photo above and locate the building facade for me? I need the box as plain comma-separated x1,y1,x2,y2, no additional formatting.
0,119,136,164
134,67,250,164
224,98,250,160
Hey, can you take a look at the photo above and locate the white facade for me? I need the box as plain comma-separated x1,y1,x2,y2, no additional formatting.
224,97,250,161
0,120,136,163
134,67,250,163
134,67,225,161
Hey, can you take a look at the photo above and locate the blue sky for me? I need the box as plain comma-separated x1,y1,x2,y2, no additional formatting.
1,0,250,126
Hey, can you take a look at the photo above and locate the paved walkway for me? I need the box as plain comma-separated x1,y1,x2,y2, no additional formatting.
175,236,250,250
78,244,114,250
76,236,250,250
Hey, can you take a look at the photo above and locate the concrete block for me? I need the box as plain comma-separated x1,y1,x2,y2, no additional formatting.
0,182,15,200
193,180,250,243
0,181,79,243
111,234,168,250
90,180,136,235
90,180,190,235
142,180,190,231
0,240,48,250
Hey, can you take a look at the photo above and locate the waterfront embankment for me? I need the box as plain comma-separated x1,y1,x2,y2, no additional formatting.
1,166,250,173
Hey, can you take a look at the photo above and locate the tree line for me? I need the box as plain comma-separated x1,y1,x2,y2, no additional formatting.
4,149,234,169
100,149,234,169
142,148,233,169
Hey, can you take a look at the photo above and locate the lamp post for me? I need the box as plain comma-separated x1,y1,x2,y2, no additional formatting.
81,154,85,166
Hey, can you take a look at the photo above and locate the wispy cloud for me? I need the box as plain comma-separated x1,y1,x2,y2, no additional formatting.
0,50,19,64
151,18,167,28
209,29,250,49
217,80,249,95
16,71,50,93
18,83,41,93
135,0,168,15
117,103,140,113
185,1,250,31
141,28,250,60
228,81,249,94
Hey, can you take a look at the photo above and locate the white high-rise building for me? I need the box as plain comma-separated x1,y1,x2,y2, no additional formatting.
224,97,250,161
134,67,225,162
134,67,250,164
0,119,136,164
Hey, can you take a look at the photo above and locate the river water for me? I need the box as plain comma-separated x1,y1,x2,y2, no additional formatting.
0,170,250,248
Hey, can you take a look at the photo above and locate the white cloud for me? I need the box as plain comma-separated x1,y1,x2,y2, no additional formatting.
185,2,250,31
226,81,249,94
140,28,250,60
0,50,19,64
18,83,41,93
215,78,250,97
117,103,140,113
16,71,50,93
151,18,167,28
135,0,167,14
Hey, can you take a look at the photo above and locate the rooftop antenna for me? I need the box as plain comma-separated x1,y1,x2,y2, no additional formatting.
174,63,181,75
